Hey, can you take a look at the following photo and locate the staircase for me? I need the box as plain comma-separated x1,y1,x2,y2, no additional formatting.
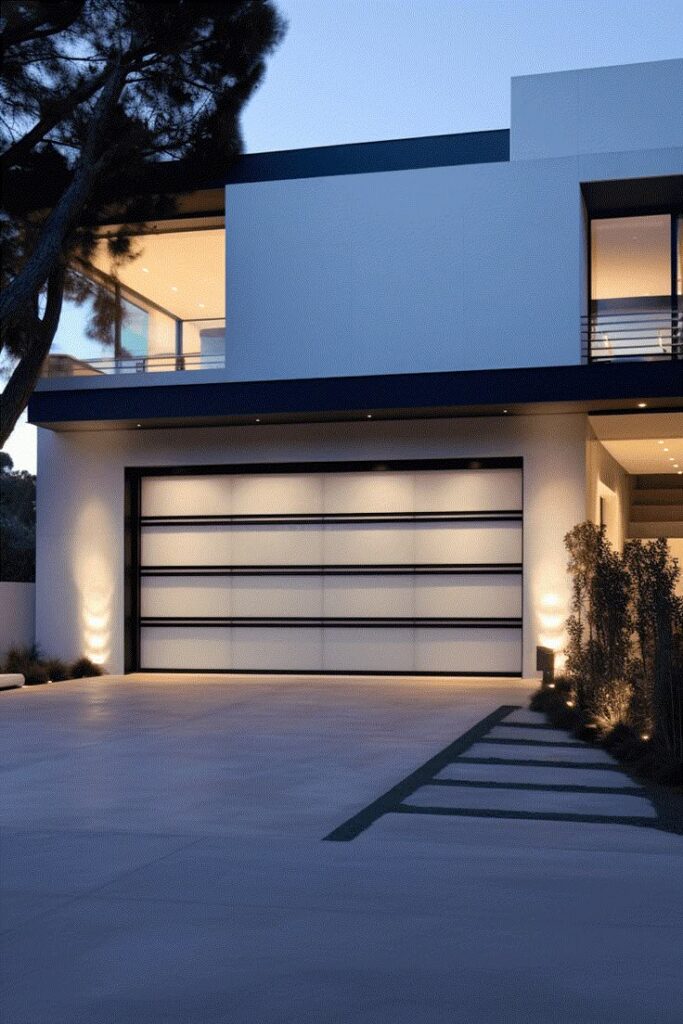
629,475,683,539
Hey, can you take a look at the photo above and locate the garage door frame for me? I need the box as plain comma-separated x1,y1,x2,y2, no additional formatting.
124,457,523,676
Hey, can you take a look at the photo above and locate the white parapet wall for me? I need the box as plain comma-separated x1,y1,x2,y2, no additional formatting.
0,582,36,657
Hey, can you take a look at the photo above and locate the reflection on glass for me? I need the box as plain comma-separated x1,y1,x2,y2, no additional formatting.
44,219,226,376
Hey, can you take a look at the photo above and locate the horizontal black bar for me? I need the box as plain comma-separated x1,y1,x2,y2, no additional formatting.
394,805,656,828
455,756,624,771
430,779,645,796
478,737,585,749
139,616,523,628
136,668,522,678
140,562,523,577
140,510,523,526
131,458,523,477
324,705,519,841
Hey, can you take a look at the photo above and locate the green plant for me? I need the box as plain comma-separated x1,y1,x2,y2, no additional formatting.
564,522,631,711
69,657,103,679
624,538,683,766
43,658,71,682
2,644,42,673
22,662,49,685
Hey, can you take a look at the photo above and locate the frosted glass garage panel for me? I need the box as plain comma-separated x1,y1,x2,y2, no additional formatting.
230,524,324,565
415,522,521,564
231,473,323,515
322,627,415,672
323,472,415,514
323,576,414,618
231,576,322,617
414,628,521,674
414,575,521,618
141,626,231,670
141,524,232,566
232,627,323,671
141,577,231,617
323,523,415,565
413,469,522,512
141,475,231,517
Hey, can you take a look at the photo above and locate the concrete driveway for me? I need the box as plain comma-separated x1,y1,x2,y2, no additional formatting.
1,673,681,1024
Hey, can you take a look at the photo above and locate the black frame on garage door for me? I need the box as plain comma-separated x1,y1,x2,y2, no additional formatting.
124,457,523,676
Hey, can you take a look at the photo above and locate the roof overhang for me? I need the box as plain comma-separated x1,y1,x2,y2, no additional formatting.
28,362,683,432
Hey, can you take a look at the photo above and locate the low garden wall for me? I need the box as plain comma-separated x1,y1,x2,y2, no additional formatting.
0,582,35,656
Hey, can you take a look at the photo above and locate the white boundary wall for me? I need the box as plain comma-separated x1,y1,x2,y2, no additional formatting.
0,582,35,655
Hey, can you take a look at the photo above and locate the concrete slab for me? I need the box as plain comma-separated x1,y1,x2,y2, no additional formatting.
435,760,639,788
1,673,681,1024
466,740,618,764
405,783,657,818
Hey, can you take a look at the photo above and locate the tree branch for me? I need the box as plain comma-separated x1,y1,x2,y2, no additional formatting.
1,64,112,170
0,62,127,340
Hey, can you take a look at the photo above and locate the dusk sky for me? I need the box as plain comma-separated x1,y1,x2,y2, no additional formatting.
4,0,681,473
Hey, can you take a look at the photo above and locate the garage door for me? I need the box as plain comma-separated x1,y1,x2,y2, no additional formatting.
129,459,523,675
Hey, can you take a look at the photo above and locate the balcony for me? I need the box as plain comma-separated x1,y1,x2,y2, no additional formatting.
582,308,682,363
43,213,226,380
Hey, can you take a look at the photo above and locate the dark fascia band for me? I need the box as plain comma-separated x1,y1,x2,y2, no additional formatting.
28,361,683,428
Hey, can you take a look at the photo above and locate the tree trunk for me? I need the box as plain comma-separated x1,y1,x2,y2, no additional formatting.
0,266,65,447
0,63,125,343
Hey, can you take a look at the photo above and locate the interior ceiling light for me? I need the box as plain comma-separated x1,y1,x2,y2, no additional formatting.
657,440,664,444
637,402,647,408
142,267,149,273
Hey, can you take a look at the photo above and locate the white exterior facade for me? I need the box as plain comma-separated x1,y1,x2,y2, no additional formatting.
30,60,683,679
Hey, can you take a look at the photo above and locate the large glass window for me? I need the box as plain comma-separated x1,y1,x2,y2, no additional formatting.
48,214,226,375
589,213,680,361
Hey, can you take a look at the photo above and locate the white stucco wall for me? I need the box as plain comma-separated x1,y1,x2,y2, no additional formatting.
221,59,683,385
0,582,35,656
35,413,587,677
511,59,683,160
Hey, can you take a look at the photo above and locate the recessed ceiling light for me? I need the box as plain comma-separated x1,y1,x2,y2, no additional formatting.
637,402,647,408
669,457,675,462
142,267,149,273
503,409,509,414
198,302,205,308
664,448,669,452
255,418,261,423
171,286,178,292
657,440,664,444
678,471,683,475
366,413,372,419
136,423,141,428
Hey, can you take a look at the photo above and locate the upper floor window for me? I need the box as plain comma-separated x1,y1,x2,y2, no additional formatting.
587,212,681,362
45,196,225,378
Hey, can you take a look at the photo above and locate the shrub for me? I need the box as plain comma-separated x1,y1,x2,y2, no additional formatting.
624,538,683,765
23,662,50,685
69,657,103,679
2,645,42,674
535,526,683,784
43,658,71,682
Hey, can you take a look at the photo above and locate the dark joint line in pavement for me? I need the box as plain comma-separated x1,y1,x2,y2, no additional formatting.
429,778,646,796
323,705,520,841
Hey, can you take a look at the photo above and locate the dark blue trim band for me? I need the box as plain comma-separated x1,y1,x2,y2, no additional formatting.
225,130,510,183
29,362,682,428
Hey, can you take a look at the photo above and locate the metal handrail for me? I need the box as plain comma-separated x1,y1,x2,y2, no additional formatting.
42,351,226,377
581,309,681,363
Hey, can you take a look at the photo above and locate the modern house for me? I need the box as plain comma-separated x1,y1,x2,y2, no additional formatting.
28,59,682,679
